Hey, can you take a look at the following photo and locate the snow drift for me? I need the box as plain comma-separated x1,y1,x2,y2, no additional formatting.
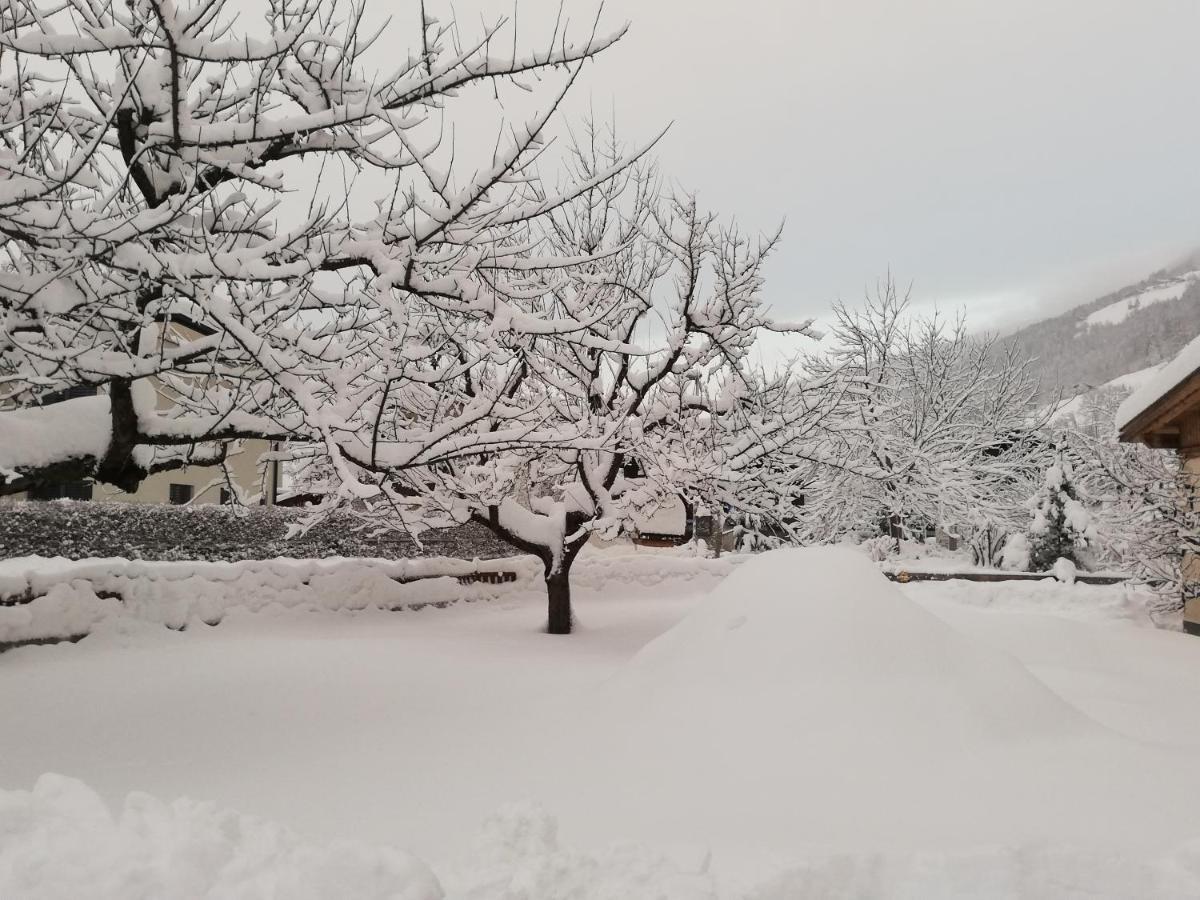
0,774,439,900
8,776,1200,900
609,545,1089,743
531,547,1200,853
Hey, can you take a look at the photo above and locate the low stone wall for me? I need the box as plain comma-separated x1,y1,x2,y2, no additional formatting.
0,500,516,562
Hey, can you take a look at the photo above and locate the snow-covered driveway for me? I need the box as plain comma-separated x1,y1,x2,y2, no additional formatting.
3,547,1200,898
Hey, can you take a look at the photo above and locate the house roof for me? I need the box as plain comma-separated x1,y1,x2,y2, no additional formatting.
1117,331,1200,447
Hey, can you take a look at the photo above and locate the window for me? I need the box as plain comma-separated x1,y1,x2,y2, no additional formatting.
28,481,93,501
168,483,193,505
40,384,97,406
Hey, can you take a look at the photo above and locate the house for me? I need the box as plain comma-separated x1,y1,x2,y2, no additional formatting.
6,337,280,508
11,389,279,506
1117,333,1200,635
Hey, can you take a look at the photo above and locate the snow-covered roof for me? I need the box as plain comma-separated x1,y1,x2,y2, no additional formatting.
1116,331,1200,434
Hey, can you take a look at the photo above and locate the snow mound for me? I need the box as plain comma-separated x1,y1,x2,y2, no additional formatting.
534,547,1196,854
0,775,440,900
611,546,1089,745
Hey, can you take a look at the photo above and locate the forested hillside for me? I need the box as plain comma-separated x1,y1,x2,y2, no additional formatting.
1003,260,1200,398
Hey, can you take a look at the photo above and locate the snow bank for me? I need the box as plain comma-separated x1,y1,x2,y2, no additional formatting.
0,775,439,900
1117,329,1200,430
0,550,738,645
0,556,539,644
8,776,1200,900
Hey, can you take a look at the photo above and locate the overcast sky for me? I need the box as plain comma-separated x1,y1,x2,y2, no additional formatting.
456,0,1200,333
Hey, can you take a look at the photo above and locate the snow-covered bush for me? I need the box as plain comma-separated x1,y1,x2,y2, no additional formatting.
966,522,1011,568
1000,533,1031,571
860,535,899,562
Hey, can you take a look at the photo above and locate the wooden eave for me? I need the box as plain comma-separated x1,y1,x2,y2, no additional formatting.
1119,368,1200,449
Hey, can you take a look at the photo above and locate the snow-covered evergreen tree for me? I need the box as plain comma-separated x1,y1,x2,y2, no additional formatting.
1022,446,1095,572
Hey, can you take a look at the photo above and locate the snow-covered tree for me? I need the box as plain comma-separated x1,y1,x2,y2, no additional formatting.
1015,445,1095,572
1062,387,1197,608
0,0,636,497
798,278,1046,551
326,130,836,633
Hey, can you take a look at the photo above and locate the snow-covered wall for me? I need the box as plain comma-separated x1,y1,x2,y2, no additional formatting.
0,556,539,645
0,548,737,647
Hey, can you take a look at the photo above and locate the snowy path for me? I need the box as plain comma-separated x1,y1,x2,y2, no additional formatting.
4,550,1200,897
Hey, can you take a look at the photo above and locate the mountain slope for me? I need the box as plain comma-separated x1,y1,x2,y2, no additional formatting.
1003,260,1200,399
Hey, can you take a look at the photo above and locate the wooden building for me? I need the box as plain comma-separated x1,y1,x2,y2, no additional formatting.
1118,335,1200,634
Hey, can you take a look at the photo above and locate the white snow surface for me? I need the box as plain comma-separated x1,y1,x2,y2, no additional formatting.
1083,276,1195,329
4,547,1200,898
0,774,440,900
1117,328,1200,430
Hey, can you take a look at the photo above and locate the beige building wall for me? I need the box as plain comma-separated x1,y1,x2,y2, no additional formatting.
6,438,278,506
5,322,282,507
94,438,278,505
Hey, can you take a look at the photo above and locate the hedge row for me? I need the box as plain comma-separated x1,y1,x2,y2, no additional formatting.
0,500,515,562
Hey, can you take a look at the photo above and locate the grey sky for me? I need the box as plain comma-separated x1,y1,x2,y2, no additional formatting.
477,0,1200,332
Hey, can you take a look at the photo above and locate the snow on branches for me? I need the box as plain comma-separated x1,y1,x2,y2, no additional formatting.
319,128,835,631
0,0,639,496
797,278,1047,550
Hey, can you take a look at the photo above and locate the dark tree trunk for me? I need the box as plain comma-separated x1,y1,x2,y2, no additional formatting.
475,507,591,636
542,538,586,635
545,563,573,635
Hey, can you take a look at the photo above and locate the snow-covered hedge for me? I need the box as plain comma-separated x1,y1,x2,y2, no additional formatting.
0,556,539,645
0,549,739,646
0,501,514,562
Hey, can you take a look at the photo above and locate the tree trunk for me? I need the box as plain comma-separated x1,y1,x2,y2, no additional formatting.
545,563,573,635
543,539,586,635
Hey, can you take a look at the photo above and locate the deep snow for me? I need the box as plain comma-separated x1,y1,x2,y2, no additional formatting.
3,547,1200,898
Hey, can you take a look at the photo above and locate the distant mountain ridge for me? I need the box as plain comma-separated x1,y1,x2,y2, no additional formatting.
1002,255,1200,400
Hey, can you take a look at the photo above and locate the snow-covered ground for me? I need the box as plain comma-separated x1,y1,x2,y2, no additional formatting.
3,547,1200,898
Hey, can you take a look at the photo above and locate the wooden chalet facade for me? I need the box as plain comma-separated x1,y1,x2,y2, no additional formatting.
1118,337,1200,635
